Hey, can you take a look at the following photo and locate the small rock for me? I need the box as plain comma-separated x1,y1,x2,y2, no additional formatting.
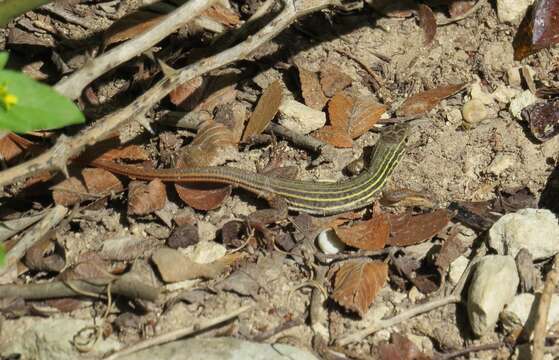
492,85,521,103
278,99,327,135
189,241,227,264
462,99,487,127
501,293,559,333
197,221,217,242
482,41,514,73
509,90,539,120
167,224,199,249
448,255,469,285
317,229,346,254
408,286,424,303
487,154,515,176
119,337,319,360
488,209,559,260
470,82,494,105
467,255,519,336
497,0,534,23
507,66,522,87
445,108,463,125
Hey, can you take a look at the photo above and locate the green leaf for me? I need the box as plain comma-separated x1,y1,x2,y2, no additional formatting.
0,52,8,70
0,70,85,133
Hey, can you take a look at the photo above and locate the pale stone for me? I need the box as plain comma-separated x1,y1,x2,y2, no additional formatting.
488,209,559,260
497,0,534,23
317,229,346,254
467,255,519,336
278,99,327,134
492,85,521,103
198,220,217,242
448,255,469,285
462,99,488,126
189,241,226,264
501,293,559,333
509,90,539,120
487,154,515,176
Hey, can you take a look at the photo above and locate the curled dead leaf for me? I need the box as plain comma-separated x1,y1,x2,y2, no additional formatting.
333,212,390,250
387,209,450,247
312,126,353,148
328,92,387,139
175,183,232,211
397,83,466,117
332,260,388,317
417,4,437,46
128,179,167,215
242,80,283,142
298,66,328,110
320,64,353,97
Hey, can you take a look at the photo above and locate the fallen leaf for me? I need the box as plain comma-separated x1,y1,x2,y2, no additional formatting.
167,223,199,249
298,66,328,110
128,179,167,215
241,80,283,142
434,227,466,271
52,177,88,206
331,260,388,317
333,212,390,250
82,168,124,195
320,64,353,97
58,252,112,281
24,238,65,273
493,187,538,213
377,333,431,360
391,254,439,294
169,76,205,109
176,184,232,211
96,145,151,162
397,83,466,117
522,98,559,141
99,236,147,261
0,133,34,162
387,209,450,247
214,102,248,143
417,4,437,46
152,247,241,282
514,0,559,60
312,126,354,148
328,92,387,139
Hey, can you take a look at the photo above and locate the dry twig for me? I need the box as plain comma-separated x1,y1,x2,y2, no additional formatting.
532,255,559,360
0,205,67,280
54,0,217,99
0,0,340,188
103,305,253,360
0,276,160,301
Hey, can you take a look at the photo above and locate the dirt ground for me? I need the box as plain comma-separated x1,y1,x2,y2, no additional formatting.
1,0,558,359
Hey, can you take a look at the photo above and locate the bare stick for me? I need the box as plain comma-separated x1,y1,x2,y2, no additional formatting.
55,0,217,99
532,255,559,360
434,342,503,360
0,276,160,302
0,0,340,188
103,305,253,360
0,205,67,279
267,123,329,153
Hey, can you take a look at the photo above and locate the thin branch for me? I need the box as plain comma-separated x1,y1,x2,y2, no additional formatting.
0,276,160,302
0,0,340,188
55,0,217,100
0,205,67,279
434,342,503,360
103,305,253,360
532,255,559,360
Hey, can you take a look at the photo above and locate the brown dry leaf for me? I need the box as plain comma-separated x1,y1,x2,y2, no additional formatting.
332,260,388,317
24,238,65,273
387,209,450,247
320,64,353,97
52,177,88,206
175,184,232,211
298,66,328,110
128,179,167,215
104,4,240,46
333,212,390,250
448,0,476,17
514,0,559,60
397,83,466,117
169,76,205,109
241,80,283,142
377,333,431,360
82,168,124,195
328,92,387,139
97,145,150,162
435,227,466,272
312,126,353,148
152,248,242,282
0,133,34,162
58,252,112,281
417,4,437,46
